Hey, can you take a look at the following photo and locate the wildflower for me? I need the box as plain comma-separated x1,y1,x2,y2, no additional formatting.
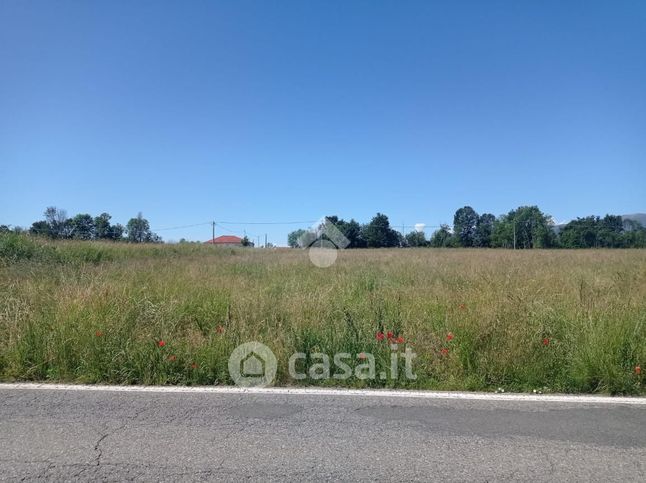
386,331,394,340
358,352,367,360
395,336,405,344
459,303,466,311
440,348,449,356
376,332,385,341
446,332,454,342
191,362,198,369
636,365,641,375
167,355,177,362
542,338,550,346
95,331,103,337
216,325,225,334
157,340,166,348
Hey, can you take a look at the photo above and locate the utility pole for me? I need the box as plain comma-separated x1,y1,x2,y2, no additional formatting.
264,233,267,248
212,221,215,243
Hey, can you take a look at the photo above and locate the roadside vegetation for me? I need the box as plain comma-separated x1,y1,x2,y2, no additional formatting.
1,233,644,394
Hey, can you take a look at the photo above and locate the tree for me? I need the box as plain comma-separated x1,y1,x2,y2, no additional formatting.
405,231,427,247
333,218,366,248
287,229,307,248
94,213,113,239
110,223,125,240
453,206,479,247
30,220,53,238
559,217,599,248
558,214,641,248
430,224,455,247
361,213,399,248
44,206,70,239
492,206,555,249
241,236,253,247
126,213,157,243
474,213,496,247
70,214,95,240
620,220,646,248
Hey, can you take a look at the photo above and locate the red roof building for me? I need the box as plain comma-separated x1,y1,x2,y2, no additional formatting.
204,235,244,246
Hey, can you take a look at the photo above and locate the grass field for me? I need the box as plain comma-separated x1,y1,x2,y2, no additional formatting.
1,234,644,394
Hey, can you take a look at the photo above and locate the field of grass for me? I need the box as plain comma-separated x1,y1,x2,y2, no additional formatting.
1,233,644,394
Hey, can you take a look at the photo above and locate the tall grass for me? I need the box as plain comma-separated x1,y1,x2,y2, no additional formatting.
0,234,644,394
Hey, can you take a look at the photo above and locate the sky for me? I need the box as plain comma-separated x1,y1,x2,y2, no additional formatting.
1,1,645,245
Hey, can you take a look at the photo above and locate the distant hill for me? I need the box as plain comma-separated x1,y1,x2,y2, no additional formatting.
553,213,646,233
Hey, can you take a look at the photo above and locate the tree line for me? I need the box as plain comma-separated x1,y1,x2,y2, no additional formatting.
0,207,162,243
288,206,646,249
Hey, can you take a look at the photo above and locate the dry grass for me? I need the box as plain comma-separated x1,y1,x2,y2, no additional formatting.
1,236,644,393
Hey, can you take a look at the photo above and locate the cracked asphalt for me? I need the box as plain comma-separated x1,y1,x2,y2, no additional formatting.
0,387,644,481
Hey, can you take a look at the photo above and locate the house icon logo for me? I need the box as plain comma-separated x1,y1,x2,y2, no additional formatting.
228,342,277,387
298,217,351,268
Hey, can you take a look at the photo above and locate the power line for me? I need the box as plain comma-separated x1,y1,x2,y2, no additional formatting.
151,222,212,231
216,220,318,225
215,223,259,240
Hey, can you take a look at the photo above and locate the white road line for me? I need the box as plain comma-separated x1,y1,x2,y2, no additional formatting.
1,383,645,405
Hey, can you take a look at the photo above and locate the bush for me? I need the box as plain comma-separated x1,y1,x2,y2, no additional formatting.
0,233,38,262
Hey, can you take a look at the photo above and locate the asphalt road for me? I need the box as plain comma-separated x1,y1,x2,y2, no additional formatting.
0,385,644,482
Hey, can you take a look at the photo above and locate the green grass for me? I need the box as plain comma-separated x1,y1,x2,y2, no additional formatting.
0,234,644,394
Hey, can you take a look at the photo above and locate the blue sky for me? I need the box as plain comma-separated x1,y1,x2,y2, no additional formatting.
1,1,645,245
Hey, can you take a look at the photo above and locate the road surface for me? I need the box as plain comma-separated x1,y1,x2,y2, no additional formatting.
0,384,644,481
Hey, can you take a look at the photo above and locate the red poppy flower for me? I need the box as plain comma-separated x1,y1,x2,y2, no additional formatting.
459,303,466,311
636,365,641,375
386,331,394,340
446,332,454,342
440,348,449,356
167,355,177,362
542,338,550,346
395,336,405,344
358,352,367,360
157,340,166,348
95,331,103,337
191,362,198,369
216,325,225,334
376,332,385,341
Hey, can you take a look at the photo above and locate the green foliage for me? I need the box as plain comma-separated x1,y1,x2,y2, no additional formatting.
362,213,400,248
430,224,456,247
474,213,495,247
492,206,556,249
333,218,366,248
70,214,95,240
27,206,153,243
559,215,645,248
405,231,427,247
126,212,161,243
0,232,38,261
287,229,307,248
453,206,479,247
94,212,123,240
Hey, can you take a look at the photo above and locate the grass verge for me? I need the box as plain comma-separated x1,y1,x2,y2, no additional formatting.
0,234,644,394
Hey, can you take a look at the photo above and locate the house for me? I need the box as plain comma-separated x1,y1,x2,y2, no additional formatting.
204,235,244,246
